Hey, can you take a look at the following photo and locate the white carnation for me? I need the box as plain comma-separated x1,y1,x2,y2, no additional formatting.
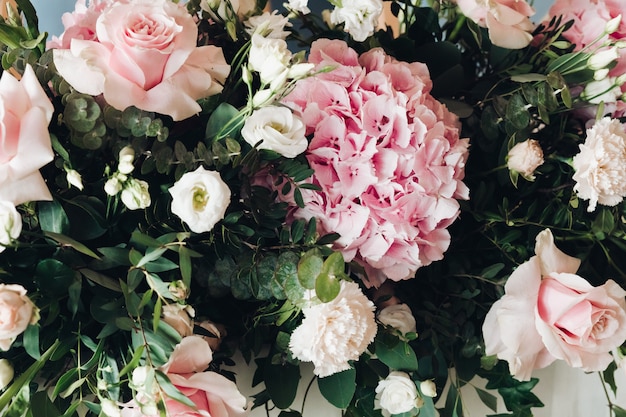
169,166,231,233
573,117,626,212
241,106,308,158
329,0,383,42
375,371,420,417
289,281,377,377
377,303,417,336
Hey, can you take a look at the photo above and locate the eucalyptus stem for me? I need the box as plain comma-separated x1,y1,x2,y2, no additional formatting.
300,374,317,415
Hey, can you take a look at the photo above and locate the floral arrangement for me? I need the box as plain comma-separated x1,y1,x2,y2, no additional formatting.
0,0,626,416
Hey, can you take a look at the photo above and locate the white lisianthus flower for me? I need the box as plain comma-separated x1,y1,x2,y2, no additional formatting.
248,34,291,84
120,179,151,210
506,139,544,181
241,106,308,158
375,371,420,417
329,0,383,42
245,11,292,39
377,303,417,336
0,359,14,390
169,166,231,233
289,281,377,377
573,117,626,212
0,201,22,252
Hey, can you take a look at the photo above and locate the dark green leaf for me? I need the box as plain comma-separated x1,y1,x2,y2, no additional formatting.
318,367,356,409
475,387,498,412
23,325,40,360
38,200,69,234
375,339,418,371
264,362,300,409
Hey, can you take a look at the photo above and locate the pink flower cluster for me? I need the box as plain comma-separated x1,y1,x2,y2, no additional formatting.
282,39,469,287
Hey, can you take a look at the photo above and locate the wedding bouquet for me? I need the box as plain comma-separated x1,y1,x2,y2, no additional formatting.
0,0,626,416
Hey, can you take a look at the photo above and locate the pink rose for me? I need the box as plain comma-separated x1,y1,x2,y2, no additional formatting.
454,0,535,49
0,65,54,205
483,229,626,380
0,284,39,351
124,336,249,417
46,0,112,49
53,0,230,121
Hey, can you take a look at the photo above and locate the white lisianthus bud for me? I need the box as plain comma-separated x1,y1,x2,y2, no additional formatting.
287,63,315,79
582,77,622,104
375,372,420,417
588,48,620,71
169,167,231,234
120,179,151,210
242,65,252,86
594,68,610,81
100,398,121,417
0,359,14,390
118,146,135,175
251,88,273,107
66,169,84,190
507,139,544,181
377,303,417,336
0,201,21,252
248,34,291,85
104,177,123,196
420,380,437,398
605,15,622,34
269,69,290,92
241,106,308,158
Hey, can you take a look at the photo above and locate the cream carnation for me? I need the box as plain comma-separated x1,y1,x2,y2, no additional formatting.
289,281,377,377
375,371,420,417
507,139,544,181
572,117,626,212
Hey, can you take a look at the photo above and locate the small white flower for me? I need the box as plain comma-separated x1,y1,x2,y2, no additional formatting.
169,166,231,233
0,359,14,390
605,15,622,34
118,146,135,175
377,303,417,336
507,139,544,181
289,281,377,377
241,106,308,158
0,201,22,252
66,169,84,190
248,33,291,84
573,117,626,212
420,380,437,398
329,0,383,42
100,398,121,417
375,371,420,417
104,177,123,196
582,77,622,104
120,179,151,210
588,48,620,71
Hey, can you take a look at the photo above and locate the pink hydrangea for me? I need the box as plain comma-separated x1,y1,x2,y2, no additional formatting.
282,40,469,287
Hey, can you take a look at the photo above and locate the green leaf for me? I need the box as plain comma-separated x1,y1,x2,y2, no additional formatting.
315,252,345,302
475,387,498,412
119,345,146,377
613,405,626,417
375,339,418,371
206,103,242,141
23,325,40,360
4,384,30,417
38,200,69,234
297,249,323,289
53,368,79,398
444,383,463,417
79,268,122,292
318,367,356,409
29,391,60,417
155,371,197,409
264,362,300,409
44,232,101,259
179,246,192,287
35,259,76,295
505,94,530,131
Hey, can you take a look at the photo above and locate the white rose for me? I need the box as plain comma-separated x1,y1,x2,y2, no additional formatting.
120,179,151,210
506,139,544,181
0,201,21,252
289,281,377,377
375,371,419,417
248,34,291,85
168,166,231,234
0,359,14,390
162,303,195,337
329,0,383,42
573,117,626,212
377,303,417,336
241,106,308,158
0,284,39,351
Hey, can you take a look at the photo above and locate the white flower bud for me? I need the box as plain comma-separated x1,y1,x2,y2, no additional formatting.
121,179,151,210
420,380,437,398
0,201,21,252
251,88,273,108
605,15,622,34
104,177,123,196
588,48,619,71
66,169,84,190
0,359,14,390
118,146,136,175
594,68,610,81
287,63,315,79
100,398,121,417
507,139,544,181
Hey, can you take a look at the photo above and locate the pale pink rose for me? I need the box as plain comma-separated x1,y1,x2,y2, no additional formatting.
572,117,626,212
53,0,230,121
506,139,544,181
0,284,39,351
454,0,535,49
289,281,377,377
46,0,112,49
0,65,54,205
483,229,626,381
124,336,249,417
162,304,195,337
